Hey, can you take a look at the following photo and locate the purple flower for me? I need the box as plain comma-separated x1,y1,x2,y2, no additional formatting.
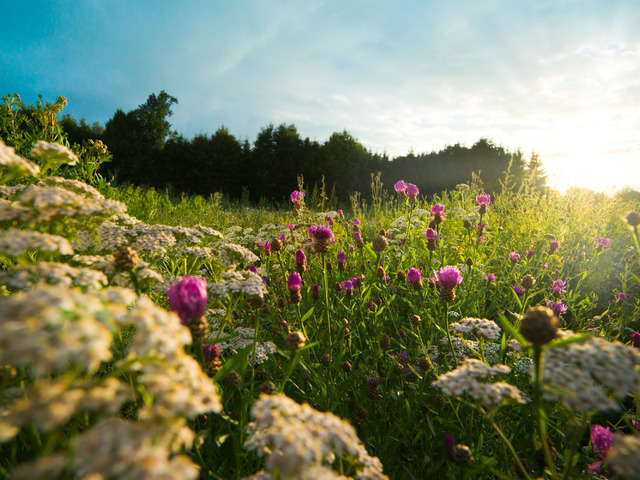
444,434,456,457
526,249,536,259
406,183,419,199
591,425,614,459
340,280,354,295
509,252,521,264
632,332,640,348
617,292,628,304
588,461,603,474
513,285,525,297
552,280,567,295
487,273,496,283
425,227,438,240
546,301,568,316
596,237,611,250
308,225,335,242
394,180,408,194
337,209,344,218
312,283,319,300
325,215,333,226
354,231,364,247
288,272,302,293
435,266,463,290
263,241,271,253
431,203,446,217
202,343,221,363
633,419,640,432
167,276,208,326
247,265,258,274
353,218,361,227
407,267,423,288
367,300,376,311
549,241,560,254
337,250,346,264
351,275,364,288
476,194,491,207
290,190,305,205
295,249,306,265
288,223,296,231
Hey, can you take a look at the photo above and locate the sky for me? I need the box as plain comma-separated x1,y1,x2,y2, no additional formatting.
1,0,639,192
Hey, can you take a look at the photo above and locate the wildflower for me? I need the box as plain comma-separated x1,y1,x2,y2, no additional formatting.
431,203,446,224
617,292,628,304
270,237,283,252
425,227,438,250
509,252,520,264
521,274,536,290
337,209,344,218
549,241,560,254
354,231,364,248
406,267,423,290
288,223,296,231
30,140,79,168
340,280,354,298
337,250,346,271
288,272,302,303
591,425,614,459
631,332,640,348
406,183,419,201
167,276,208,326
626,212,640,227
325,215,333,226
290,190,305,205
526,249,536,259
486,273,496,283
308,225,335,254
372,232,388,252
0,138,40,178
202,343,222,375
394,180,408,195
513,285,525,297
113,246,139,272
352,218,361,229
520,306,558,346
435,266,463,303
287,331,306,350
546,301,568,316
596,237,611,250
295,248,307,273
476,194,491,208
311,283,319,300
552,279,567,295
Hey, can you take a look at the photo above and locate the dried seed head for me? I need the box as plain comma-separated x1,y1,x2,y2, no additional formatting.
286,331,306,350
451,444,474,467
521,274,536,290
270,237,283,252
520,306,559,345
377,265,386,279
259,381,277,395
224,370,243,389
372,234,388,252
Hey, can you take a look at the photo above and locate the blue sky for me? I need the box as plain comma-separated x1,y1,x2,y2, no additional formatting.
2,0,639,191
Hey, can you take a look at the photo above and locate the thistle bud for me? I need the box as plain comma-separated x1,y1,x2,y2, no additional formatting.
377,266,386,279
260,381,277,395
372,234,388,252
520,306,559,346
271,237,283,252
287,331,306,350
521,274,536,290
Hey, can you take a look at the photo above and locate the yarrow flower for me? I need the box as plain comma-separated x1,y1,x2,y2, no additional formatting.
406,267,423,290
394,180,408,195
167,276,208,326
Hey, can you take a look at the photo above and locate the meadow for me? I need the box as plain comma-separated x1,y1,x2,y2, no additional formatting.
1,136,640,480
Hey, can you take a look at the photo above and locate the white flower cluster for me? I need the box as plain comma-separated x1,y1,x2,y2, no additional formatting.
209,269,267,298
0,378,132,442
430,337,500,365
219,242,260,267
38,175,103,198
0,261,107,291
606,433,640,479
211,323,277,365
30,140,79,166
541,331,640,412
0,138,40,177
0,184,27,197
73,418,199,480
432,358,528,406
0,228,73,256
244,394,388,480
450,317,502,340
180,245,215,259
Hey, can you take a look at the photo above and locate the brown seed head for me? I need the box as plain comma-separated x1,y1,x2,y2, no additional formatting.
520,306,559,345
286,331,306,350
521,274,536,290
626,212,640,226
372,234,388,252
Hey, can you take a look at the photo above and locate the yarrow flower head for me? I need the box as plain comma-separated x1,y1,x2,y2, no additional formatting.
406,267,423,290
394,180,408,195
509,252,520,264
167,276,208,326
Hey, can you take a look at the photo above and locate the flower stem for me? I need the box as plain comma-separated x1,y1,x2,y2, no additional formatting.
533,345,555,476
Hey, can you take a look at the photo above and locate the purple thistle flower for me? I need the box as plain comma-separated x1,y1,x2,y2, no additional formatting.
202,343,221,363
425,227,438,240
354,231,364,247
549,241,560,254
596,237,611,250
633,419,640,432
247,265,258,274
340,280,354,295
444,434,456,457
288,272,302,293
288,223,296,231
513,285,525,297
552,280,567,295
325,215,333,226
406,183,419,199
367,300,375,311
509,252,521,264
312,283,319,300
435,266,463,290
295,249,306,265
394,180,408,194
591,425,614,459
546,301,568,315
526,249,536,259
407,267,423,289
617,292,628,304
632,332,640,348
351,275,365,288
308,225,335,241
475,194,491,207
337,250,346,264
290,190,305,205
263,241,271,253
338,209,344,218
167,276,208,326
431,203,446,217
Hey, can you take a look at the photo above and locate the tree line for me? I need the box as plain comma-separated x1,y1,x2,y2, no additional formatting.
57,90,546,202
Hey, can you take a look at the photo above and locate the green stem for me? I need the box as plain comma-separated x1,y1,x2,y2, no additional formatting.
486,414,532,480
533,345,555,476
444,302,458,365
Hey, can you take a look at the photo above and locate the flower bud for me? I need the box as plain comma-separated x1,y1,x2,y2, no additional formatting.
521,274,536,290
372,234,388,252
520,306,559,345
379,333,391,350
260,381,277,395
224,370,243,389
287,331,306,350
